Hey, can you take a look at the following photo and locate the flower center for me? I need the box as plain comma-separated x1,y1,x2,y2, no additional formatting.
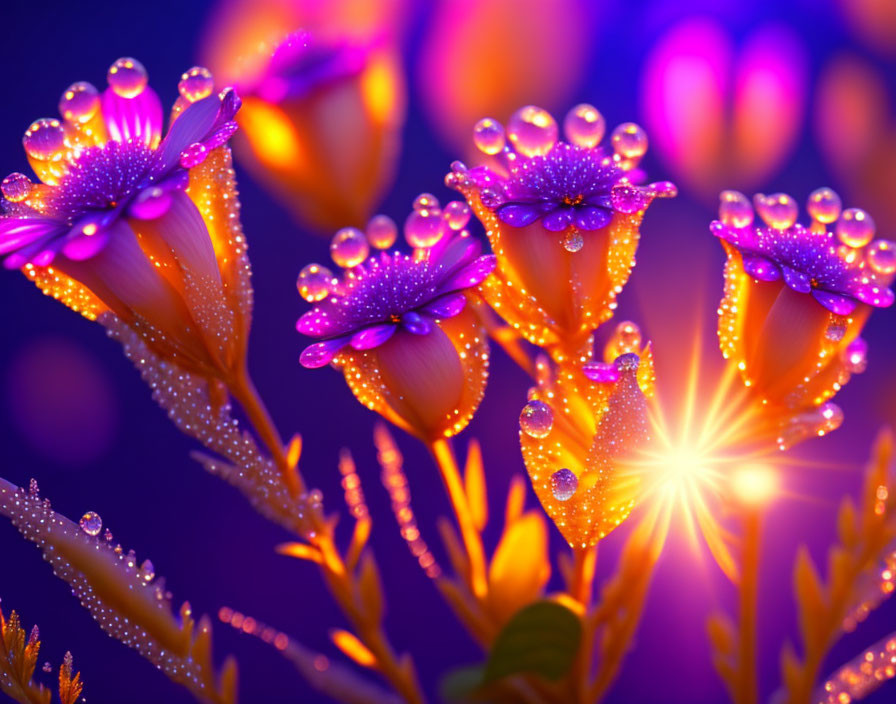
389,313,401,323
562,194,584,207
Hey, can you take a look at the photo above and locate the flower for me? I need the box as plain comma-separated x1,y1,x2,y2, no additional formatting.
0,58,251,381
297,197,494,440
448,104,675,354
226,29,405,230
519,322,654,548
714,188,894,447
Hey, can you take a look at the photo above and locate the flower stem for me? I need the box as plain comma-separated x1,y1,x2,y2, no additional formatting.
569,546,598,703
736,509,761,704
428,438,489,600
228,365,303,497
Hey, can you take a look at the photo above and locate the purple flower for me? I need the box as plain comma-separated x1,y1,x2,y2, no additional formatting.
0,58,239,269
483,143,633,232
711,219,894,315
297,232,495,368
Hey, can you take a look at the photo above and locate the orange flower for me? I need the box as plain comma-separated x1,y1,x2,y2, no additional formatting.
714,188,894,448
448,104,675,355
0,59,251,383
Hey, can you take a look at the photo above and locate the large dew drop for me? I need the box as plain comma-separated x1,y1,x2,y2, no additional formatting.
807,187,842,224
519,400,553,438
551,468,578,501
59,82,100,124
366,214,398,249
836,208,875,248
563,104,605,148
472,117,506,156
178,66,214,102
507,106,558,157
1,172,32,202
107,57,148,99
297,263,333,302
330,227,369,268
79,511,102,537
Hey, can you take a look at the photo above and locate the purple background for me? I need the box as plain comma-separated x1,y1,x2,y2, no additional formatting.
1,1,895,703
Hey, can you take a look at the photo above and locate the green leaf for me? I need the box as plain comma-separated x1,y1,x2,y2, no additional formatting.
483,600,582,684
440,664,487,703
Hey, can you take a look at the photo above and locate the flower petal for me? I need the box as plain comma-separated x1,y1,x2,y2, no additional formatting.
300,337,349,368
811,289,857,315
350,323,397,350
402,311,431,335
542,207,574,232
421,292,467,319
583,361,619,383
853,282,895,308
743,255,781,282
154,94,224,174
574,206,611,231
102,86,163,149
781,265,811,293
0,218,66,255
496,203,544,227
442,254,496,291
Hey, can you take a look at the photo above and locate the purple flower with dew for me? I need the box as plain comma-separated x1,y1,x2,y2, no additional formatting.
711,219,894,316
248,30,372,103
0,58,239,269
484,143,631,232
297,232,495,368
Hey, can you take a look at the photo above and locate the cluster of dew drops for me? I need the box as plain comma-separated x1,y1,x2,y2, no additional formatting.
1,58,221,207
718,186,896,278
296,194,474,303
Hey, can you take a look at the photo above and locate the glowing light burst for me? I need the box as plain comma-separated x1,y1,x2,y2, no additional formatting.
627,329,782,581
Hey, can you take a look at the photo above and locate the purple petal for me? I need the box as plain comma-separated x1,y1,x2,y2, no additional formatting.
297,307,335,336
128,171,189,220
350,323,397,350
853,282,895,308
402,311,431,335
441,254,496,291
61,225,111,261
743,255,781,282
574,206,612,231
496,203,544,227
0,218,66,254
102,86,163,149
155,94,224,173
583,361,620,383
542,207,574,232
811,289,857,315
204,120,238,150
782,266,811,293
300,337,349,368
421,292,467,318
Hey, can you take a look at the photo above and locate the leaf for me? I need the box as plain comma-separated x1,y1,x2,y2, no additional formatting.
483,600,582,684
440,664,487,703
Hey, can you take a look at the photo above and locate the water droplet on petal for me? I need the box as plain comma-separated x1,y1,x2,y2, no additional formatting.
366,214,397,249
23,119,66,161
297,263,333,302
178,66,214,102
79,511,102,536
404,208,445,248
563,104,605,148
807,187,842,224
606,321,642,358
330,228,369,268
140,559,155,582
754,193,798,230
413,193,439,211
28,478,39,496
843,338,868,373
836,208,875,248
610,182,648,213
825,323,846,342
472,118,506,155
179,142,208,168
1,172,32,202
551,468,578,501
443,201,471,230
868,239,896,275
563,231,584,252
611,122,647,160
507,106,558,157
719,190,754,228
519,400,553,438
107,57,148,99
59,81,100,124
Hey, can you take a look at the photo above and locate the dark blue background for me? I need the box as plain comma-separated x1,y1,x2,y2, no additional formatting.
1,1,895,702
